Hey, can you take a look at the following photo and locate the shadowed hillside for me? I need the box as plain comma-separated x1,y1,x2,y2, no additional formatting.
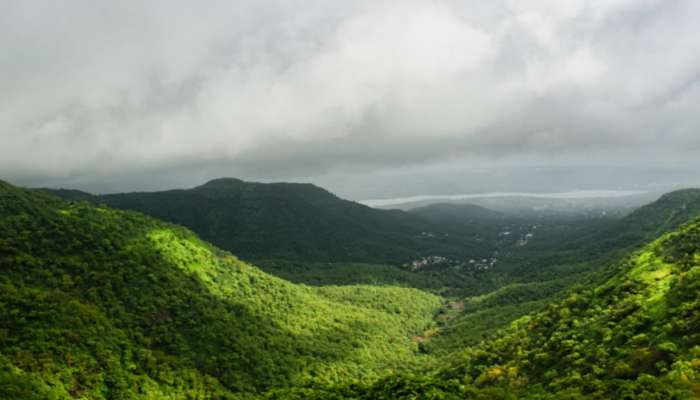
42,178,504,265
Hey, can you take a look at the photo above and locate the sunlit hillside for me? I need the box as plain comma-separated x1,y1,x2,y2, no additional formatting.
0,181,441,398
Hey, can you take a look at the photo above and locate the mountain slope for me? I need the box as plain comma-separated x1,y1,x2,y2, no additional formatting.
41,183,700,301
43,178,499,264
0,180,441,398
551,189,700,257
423,189,700,353
283,214,700,398
439,216,700,398
8,178,700,398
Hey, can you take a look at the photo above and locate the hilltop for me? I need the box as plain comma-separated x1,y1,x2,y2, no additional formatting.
43,178,493,264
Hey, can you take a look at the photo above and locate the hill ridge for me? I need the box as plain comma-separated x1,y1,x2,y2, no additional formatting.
40,178,503,265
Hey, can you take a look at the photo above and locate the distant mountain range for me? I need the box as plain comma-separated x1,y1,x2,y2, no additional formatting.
360,189,649,208
42,179,700,268
41,178,504,264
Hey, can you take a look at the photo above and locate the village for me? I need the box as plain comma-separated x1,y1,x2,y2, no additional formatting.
404,253,500,272
404,224,538,272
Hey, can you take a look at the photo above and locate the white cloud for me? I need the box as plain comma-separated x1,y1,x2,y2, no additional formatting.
1,0,700,185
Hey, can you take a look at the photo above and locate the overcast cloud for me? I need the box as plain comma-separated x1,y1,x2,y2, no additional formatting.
2,0,700,195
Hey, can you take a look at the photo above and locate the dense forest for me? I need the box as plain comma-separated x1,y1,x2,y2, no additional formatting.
4,179,700,398
6,0,700,398
276,215,700,398
42,178,511,266
49,180,700,345
45,181,700,301
0,181,441,398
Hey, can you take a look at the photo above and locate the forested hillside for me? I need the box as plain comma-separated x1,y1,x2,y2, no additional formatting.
400,189,700,352
575,188,700,255
40,179,631,298
43,178,500,265
270,214,700,399
0,181,441,398
6,0,700,398
12,179,700,398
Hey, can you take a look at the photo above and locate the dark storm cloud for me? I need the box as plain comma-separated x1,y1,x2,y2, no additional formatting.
2,0,700,191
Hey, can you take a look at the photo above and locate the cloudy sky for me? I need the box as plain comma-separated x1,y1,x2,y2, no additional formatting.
2,0,700,197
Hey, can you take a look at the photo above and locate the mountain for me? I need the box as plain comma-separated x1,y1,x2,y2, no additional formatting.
498,189,700,269
543,189,700,260
41,182,700,300
603,188,700,247
421,189,700,353
438,213,700,398
42,178,503,265
271,213,700,399
0,180,441,398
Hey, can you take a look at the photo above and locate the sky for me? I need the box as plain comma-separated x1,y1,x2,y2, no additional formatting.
2,0,700,198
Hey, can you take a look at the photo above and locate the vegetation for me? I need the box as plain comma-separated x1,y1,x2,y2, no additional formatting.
256,261,440,288
41,180,631,298
42,178,509,267
268,215,700,399
40,181,700,348
9,179,700,398
437,218,700,398
429,189,700,349
0,181,441,398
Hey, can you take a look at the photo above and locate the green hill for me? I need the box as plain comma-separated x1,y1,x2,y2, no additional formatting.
437,214,700,398
14,178,700,398
40,183,700,303
424,189,700,352
591,188,700,252
42,178,500,265
0,180,441,399
278,213,700,398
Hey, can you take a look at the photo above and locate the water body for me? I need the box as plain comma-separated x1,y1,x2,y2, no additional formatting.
360,190,649,208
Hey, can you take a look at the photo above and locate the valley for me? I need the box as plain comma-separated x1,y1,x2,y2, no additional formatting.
0,178,695,398
5,2,700,398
